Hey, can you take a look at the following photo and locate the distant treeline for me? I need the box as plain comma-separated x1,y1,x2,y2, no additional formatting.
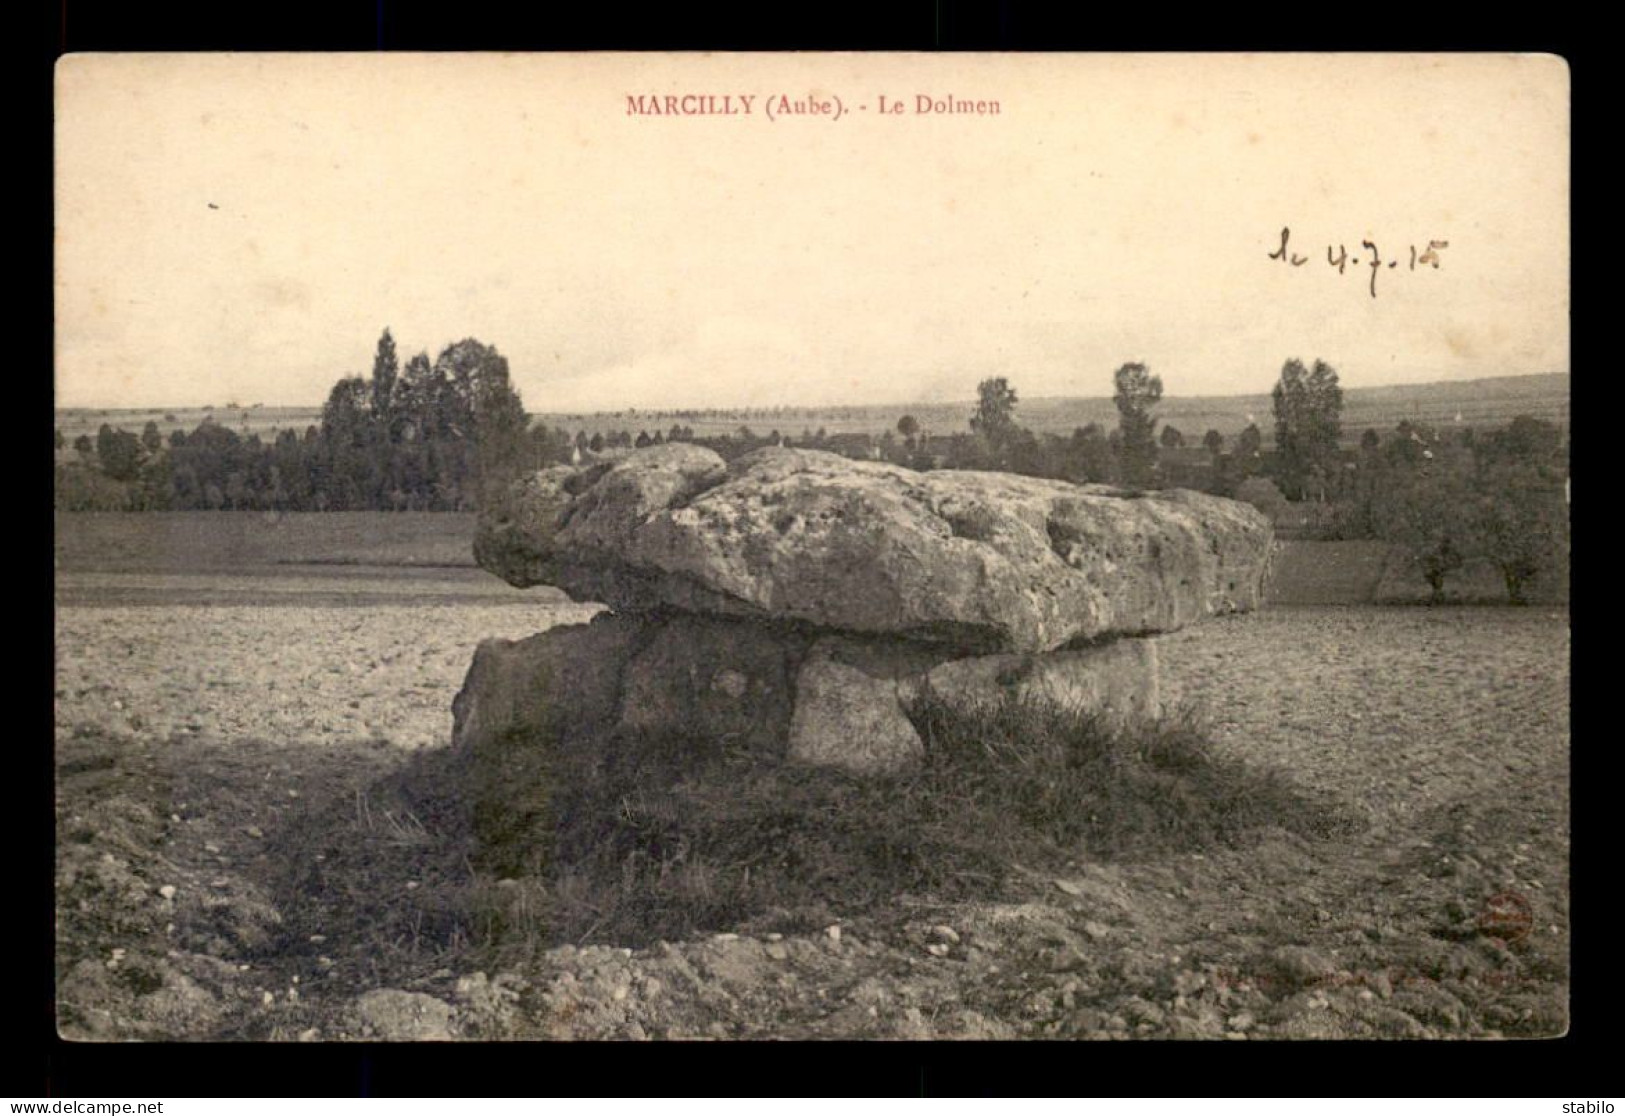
57,331,528,513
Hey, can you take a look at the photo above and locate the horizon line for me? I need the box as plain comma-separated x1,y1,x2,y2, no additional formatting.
54,369,1571,416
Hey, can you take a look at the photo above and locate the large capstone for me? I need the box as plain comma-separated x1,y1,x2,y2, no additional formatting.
477,446,1273,654
470,465,580,587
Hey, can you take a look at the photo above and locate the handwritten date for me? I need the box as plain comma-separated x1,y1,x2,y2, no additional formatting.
1269,227,1448,299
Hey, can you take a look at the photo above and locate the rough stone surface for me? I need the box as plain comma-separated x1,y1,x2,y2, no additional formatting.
922,638,1160,721
453,612,1162,822
452,612,648,870
481,446,1273,653
799,632,1159,722
473,444,729,590
452,612,646,757
472,465,579,587
557,443,729,555
787,655,927,775
350,989,456,1041
617,615,810,758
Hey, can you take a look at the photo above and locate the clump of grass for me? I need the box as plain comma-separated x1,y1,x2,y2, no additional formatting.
477,724,995,954
470,691,1360,952
266,745,482,977
906,690,1358,857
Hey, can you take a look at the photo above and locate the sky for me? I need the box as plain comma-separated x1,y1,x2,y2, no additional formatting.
55,53,1570,412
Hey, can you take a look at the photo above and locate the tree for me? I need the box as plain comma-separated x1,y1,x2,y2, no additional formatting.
167,461,199,507
1377,466,1476,602
1203,429,1224,456
427,338,529,504
73,433,93,456
970,377,1019,449
1112,362,1163,488
1241,425,1267,464
1341,427,1388,536
141,420,162,453
1384,420,1438,472
1233,476,1288,521
395,352,441,441
1479,415,1565,477
1473,477,1566,605
55,429,65,451
897,414,920,444
1472,436,1568,604
96,424,145,482
1160,425,1185,449
1069,423,1114,483
1271,358,1344,501
1004,426,1046,477
321,376,373,451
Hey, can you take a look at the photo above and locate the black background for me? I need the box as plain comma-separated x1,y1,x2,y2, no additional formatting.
29,2,1596,1099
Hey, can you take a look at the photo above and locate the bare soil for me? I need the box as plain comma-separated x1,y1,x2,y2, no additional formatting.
54,557,1569,1040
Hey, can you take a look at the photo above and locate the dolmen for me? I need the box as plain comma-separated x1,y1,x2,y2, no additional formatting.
454,444,1273,857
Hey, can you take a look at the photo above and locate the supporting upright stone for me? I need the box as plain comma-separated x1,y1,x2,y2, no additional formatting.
786,655,926,776
451,612,648,872
922,638,1161,722
615,615,810,758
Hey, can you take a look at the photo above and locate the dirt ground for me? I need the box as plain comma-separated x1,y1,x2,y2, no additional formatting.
53,556,1569,1041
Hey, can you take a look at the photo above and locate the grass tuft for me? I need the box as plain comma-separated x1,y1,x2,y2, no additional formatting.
458,690,1361,952
266,745,481,976
260,692,1360,962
